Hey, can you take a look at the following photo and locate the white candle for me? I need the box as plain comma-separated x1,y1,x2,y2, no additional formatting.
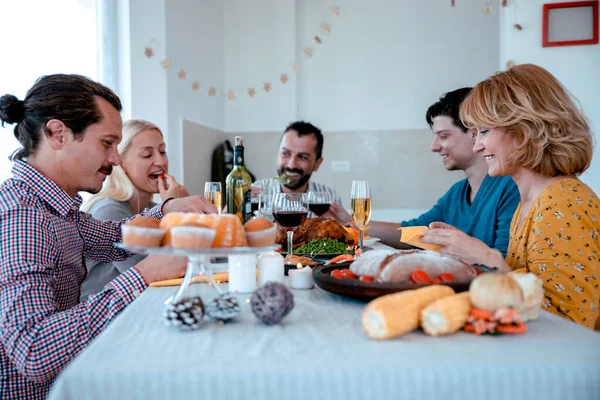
257,252,285,286
228,255,257,293
288,263,314,290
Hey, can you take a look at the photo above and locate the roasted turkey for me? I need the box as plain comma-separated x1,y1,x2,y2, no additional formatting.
276,218,356,249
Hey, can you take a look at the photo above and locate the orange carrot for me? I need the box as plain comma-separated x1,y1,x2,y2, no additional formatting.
470,308,494,320
496,322,527,335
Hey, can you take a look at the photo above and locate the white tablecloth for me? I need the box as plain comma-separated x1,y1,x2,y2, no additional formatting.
48,266,600,400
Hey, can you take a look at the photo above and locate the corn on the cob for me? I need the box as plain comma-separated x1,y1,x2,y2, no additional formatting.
420,291,471,336
361,285,455,340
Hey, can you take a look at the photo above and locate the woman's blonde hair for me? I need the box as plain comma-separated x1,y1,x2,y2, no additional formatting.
460,63,594,177
82,119,163,212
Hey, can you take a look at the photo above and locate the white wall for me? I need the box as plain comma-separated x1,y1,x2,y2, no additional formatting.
221,0,500,132
165,0,224,181
223,0,298,132
500,0,600,192
297,0,499,132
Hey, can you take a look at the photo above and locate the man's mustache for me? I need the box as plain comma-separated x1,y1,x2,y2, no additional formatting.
99,165,113,175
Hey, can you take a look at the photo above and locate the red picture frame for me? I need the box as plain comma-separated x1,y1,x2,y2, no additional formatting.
542,1,599,47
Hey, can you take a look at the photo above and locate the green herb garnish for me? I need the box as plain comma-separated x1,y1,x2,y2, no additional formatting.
273,173,292,184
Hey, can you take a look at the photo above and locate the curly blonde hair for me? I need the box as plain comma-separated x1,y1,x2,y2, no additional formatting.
460,63,594,177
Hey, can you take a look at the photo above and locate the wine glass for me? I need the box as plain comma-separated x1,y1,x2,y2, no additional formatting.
204,182,223,214
272,193,309,255
250,190,260,218
306,191,333,217
351,181,371,249
258,193,274,221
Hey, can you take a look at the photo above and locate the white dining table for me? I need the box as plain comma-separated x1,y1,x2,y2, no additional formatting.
47,247,600,400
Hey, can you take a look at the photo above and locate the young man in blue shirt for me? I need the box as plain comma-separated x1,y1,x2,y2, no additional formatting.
328,88,520,257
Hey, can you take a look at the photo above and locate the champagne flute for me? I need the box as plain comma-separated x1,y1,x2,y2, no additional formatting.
351,181,372,249
272,193,309,255
204,182,223,214
307,191,333,217
258,193,274,221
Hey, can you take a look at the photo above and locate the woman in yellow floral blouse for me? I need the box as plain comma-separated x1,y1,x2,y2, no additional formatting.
420,64,599,329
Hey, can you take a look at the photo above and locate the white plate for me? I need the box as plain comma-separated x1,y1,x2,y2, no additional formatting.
362,237,381,246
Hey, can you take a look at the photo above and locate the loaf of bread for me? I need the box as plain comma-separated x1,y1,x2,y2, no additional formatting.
350,249,476,283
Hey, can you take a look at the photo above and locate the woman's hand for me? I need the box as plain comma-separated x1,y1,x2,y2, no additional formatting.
158,173,190,200
420,222,507,270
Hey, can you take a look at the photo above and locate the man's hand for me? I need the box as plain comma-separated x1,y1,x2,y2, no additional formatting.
135,255,187,284
158,173,190,200
162,195,218,215
325,203,353,225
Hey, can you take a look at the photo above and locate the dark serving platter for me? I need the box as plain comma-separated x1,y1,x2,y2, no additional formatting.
312,264,471,302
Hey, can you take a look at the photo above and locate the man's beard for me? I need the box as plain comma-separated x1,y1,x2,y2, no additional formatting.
277,167,312,190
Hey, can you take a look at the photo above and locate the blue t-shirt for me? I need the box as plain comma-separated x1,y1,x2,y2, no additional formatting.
401,175,520,257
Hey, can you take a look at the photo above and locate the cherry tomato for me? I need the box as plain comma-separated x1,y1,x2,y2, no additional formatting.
431,278,442,284
159,174,165,180
410,269,432,284
475,269,484,276
440,273,454,283
330,269,344,279
341,269,357,279
359,275,375,282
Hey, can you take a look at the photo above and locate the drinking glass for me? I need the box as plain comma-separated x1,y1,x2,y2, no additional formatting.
351,181,372,249
250,190,260,217
306,191,333,217
204,182,223,214
258,193,274,221
272,193,309,255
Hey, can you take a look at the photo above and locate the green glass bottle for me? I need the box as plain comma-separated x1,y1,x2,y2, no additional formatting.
226,136,252,224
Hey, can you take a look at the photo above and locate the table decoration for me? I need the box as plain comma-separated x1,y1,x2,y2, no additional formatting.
229,254,257,293
257,251,285,286
250,282,295,325
206,293,241,322
288,263,314,289
163,296,205,331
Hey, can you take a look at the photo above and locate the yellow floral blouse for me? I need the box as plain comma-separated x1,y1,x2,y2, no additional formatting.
506,178,600,329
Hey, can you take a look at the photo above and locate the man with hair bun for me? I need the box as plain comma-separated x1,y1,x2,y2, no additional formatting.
0,74,216,399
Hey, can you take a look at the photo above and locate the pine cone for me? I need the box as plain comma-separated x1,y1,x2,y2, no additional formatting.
206,293,241,322
250,282,295,325
164,296,205,331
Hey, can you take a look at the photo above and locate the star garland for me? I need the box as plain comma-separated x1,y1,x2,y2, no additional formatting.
143,3,341,99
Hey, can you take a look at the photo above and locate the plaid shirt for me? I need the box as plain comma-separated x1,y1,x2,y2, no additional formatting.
0,161,164,399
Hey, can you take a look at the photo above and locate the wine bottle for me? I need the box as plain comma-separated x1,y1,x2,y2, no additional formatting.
226,136,252,224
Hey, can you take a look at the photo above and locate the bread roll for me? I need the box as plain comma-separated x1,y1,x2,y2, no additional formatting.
469,273,524,311
508,272,544,321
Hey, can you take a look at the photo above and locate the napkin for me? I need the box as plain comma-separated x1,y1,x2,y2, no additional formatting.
150,272,229,287
398,226,442,252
